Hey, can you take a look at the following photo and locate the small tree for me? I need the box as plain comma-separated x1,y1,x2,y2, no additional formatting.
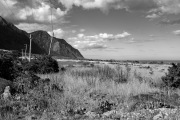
0,52,21,81
162,63,180,88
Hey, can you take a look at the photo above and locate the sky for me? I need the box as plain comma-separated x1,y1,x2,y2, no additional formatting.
0,0,180,60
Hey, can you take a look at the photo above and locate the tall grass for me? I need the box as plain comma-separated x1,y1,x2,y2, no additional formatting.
37,64,161,115
64,66,160,98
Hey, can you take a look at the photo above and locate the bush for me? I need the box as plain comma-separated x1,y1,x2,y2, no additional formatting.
13,73,41,94
23,55,59,74
115,64,129,83
0,52,22,81
96,65,116,81
162,63,180,88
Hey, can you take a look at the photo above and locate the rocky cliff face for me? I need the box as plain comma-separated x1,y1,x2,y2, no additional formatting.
30,31,84,59
0,16,84,59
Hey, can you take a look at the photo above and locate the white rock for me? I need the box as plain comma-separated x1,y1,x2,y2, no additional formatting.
102,110,116,118
153,113,163,120
3,86,11,100
85,111,97,118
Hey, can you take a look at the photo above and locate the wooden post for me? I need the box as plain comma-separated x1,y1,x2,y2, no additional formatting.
29,34,32,62
48,32,54,56
24,44,27,59
21,49,24,60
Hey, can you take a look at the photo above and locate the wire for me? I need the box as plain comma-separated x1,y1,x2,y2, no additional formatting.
1,0,15,27
31,7,34,23
3,0,14,16
0,1,7,10
49,0,54,36
48,0,54,55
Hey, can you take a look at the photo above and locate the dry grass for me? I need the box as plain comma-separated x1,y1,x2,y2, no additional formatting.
37,64,161,112
2,62,178,119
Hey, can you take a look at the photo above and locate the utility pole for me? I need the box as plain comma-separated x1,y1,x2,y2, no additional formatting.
48,0,54,56
21,49,24,60
29,34,32,62
24,44,27,59
48,32,54,56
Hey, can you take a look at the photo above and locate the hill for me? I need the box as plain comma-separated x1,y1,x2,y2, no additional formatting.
0,16,84,59
31,30,83,59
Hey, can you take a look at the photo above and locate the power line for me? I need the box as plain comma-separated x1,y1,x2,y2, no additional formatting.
20,1,34,62
1,0,20,54
28,6,34,62
0,0,14,20
29,34,32,62
3,0,14,16
1,0,33,60
48,0,54,56
0,1,7,10
49,0,54,35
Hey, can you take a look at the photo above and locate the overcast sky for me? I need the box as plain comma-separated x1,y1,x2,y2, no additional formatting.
0,0,180,60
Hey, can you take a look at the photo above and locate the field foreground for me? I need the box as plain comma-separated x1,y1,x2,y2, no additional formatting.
1,56,180,120
35,60,180,120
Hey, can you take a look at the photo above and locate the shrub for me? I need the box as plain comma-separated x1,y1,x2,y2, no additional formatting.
23,55,59,74
13,73,41,94
0,52,22,81
96,65,116,81
162,63,180,88
115,65,128,83
0,50,21,59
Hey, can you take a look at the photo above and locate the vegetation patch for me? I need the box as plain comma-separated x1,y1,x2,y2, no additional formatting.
1,51,180,119
162,63,180,88
22,55,59,74
0,51,22,81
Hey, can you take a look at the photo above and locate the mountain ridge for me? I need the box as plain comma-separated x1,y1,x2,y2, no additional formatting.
30,30,83,58
0,16,84,59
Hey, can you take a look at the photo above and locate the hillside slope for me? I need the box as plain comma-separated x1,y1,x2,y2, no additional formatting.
30,31,83,59
0,16,45,54
0,16,84,59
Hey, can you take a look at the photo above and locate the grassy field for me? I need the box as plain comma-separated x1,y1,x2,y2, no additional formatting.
2,58,180,119
35,60,180,119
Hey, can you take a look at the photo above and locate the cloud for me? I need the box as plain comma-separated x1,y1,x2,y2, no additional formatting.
2,0,180,28
76,32,131,41
126,38,136,44
80,29,85,32
126,38,156,44
68,33,106,50
160,18,180,25
116,32,131,38
15,23,50,33
48,28,65,38
16,23,65,38
0,0,69,33
154,0,180,15
146,13,160,19
58,0,157,12
149,34,158,37
77,33,84,38
98,32,131,41
58,0,179,16
99,33,113,40
147,0,180,18
68,36,107,50
58,0,180,20
79,44,107,50
68,32,131,50
0,0,68,24
104,47,124,52
173,30,180,36
71,30,76,33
